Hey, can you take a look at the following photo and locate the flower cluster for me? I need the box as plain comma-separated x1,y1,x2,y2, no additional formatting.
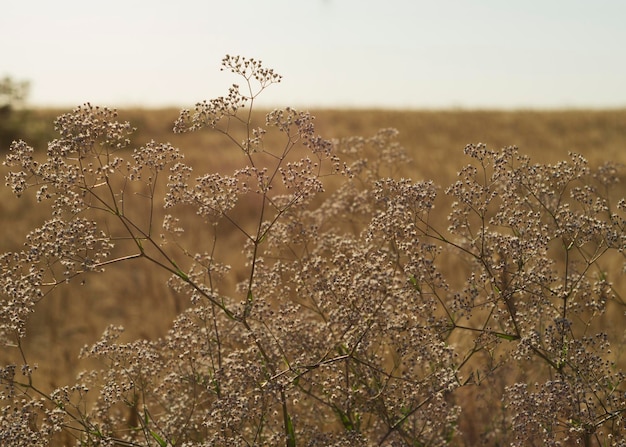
2,56,625,446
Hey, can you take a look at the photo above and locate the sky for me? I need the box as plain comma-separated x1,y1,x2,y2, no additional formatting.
2,0,626,110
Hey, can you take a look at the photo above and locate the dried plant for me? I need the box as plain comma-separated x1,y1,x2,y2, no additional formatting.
2,55,625,446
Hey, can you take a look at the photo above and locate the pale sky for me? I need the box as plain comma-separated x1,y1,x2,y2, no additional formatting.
3,0,626,109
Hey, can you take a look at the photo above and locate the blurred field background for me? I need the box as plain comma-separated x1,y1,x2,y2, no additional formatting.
1,107,626,392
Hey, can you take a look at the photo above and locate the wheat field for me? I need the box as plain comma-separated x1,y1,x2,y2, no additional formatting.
2,107,625,387
1,107,625,444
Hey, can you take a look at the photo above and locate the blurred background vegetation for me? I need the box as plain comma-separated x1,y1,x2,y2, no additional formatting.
1,77,626,394
0,76,57,151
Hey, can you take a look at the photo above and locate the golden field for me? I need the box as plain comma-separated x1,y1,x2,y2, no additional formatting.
2,106,626,394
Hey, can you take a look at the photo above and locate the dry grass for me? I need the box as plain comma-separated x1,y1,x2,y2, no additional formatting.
2,107,626,387
1,106,626,444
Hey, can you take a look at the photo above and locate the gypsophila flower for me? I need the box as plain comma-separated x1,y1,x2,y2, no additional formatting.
2,56,625,446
